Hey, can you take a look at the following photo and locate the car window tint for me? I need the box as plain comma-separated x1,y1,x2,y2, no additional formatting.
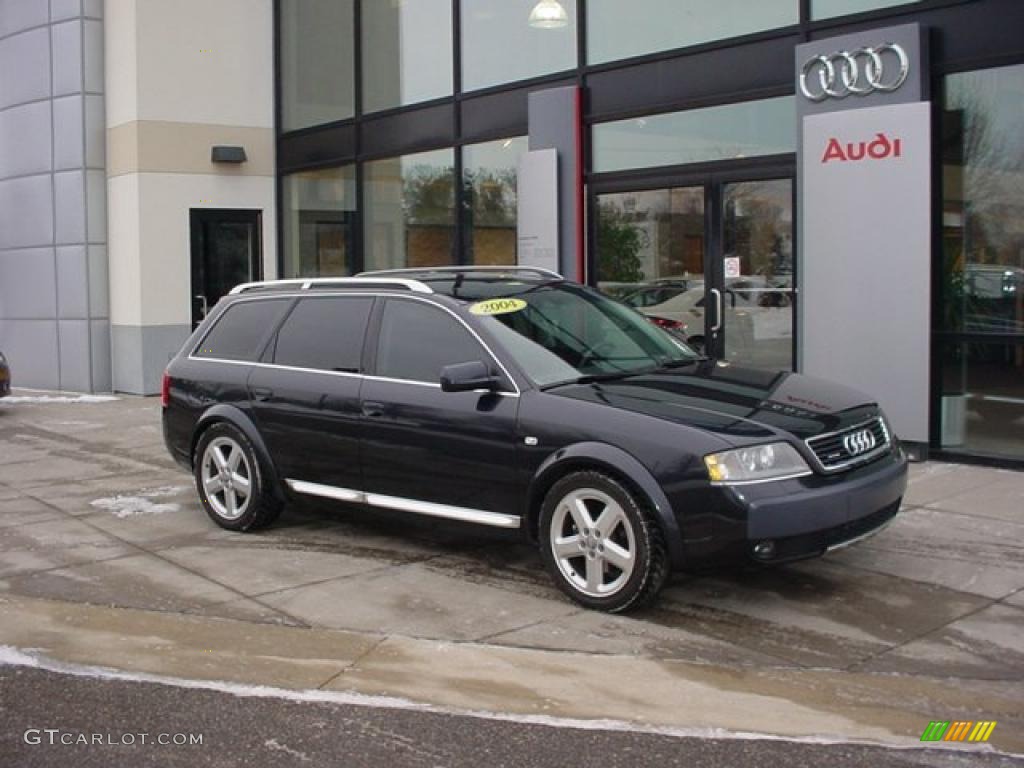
195,299,290,361
376,300,486,383
273,297,373,372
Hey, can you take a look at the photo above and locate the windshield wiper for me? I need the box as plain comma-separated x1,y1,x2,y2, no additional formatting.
656,357,705,369
540,371,640,391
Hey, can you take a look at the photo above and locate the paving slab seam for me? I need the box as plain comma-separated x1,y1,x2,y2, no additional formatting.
4,484,317,630
917,504,1024,526
473,609,586,645
315,635,391,691
818,555,1024,604
841,589,1014,675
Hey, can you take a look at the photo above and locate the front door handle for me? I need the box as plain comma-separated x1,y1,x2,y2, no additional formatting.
251,387,273,402
362,401,385,418
709,288,723,334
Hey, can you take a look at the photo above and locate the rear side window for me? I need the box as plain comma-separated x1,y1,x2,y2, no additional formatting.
194,299,290,361
273,296,374,372
376,299,487,383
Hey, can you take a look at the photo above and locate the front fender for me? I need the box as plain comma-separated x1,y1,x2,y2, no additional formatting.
526,442,685,570
192,404,286,502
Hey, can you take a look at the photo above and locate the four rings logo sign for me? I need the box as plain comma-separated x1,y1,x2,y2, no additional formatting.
800,43,909,102
843,429,877,457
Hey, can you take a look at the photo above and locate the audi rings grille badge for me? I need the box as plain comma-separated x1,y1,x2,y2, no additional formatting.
843,429,877,457
800,44,909,102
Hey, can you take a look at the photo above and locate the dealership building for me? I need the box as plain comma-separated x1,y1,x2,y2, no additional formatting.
0,0,1021,464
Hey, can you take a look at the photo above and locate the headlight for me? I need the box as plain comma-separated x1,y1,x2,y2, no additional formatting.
704,442,811,484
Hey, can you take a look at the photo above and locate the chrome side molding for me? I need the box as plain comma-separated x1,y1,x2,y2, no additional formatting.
285,479,521,529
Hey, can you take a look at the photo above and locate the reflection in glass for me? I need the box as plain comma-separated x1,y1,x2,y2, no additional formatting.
592,97,795,173
811,0,917,19
587,0,796,65
721,180,794,371
282,166,357,278
463,137,527,266
362,0,453,113
940,63,1024,460
595,188,705,344
279,0,354,131
461,0,577,92
941,341,1024,459
942,63,1024,336
364,149,455,271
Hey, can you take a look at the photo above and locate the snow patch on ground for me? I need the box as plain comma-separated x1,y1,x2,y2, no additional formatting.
0,394,120,405
90,486,187,518
265,739,311,762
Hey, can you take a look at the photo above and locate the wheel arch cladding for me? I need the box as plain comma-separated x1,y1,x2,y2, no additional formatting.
192,405,286,501
526,442,686,570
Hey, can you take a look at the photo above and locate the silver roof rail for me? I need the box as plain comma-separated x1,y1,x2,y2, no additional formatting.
229,277,433,295
358,265,563,280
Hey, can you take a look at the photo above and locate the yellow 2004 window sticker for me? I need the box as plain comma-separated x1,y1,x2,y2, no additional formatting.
469,298,527,316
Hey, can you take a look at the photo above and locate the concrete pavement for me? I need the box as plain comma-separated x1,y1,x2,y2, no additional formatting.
0,392,1022,755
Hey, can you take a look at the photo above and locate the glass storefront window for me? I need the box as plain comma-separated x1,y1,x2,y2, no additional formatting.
942,63,1024,336
811,1,918,20
592,97,795,174
587,0,796,65
940,63,1024,459
362,0,453,113
463,137,528,265
596,188,705,299
940,341,1024,459
281,166,357,278
461,0,577,92
364,148,455,271
279,0,354,131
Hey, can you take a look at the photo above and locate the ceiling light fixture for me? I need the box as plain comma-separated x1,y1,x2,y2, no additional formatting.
528,0,569,29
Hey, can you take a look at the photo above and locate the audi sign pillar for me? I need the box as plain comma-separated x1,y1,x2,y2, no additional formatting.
796,24,931,452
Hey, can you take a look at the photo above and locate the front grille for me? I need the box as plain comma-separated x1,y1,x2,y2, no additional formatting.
806,417,890,471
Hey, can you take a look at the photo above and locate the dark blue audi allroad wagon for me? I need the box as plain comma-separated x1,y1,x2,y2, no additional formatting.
162,267,907,612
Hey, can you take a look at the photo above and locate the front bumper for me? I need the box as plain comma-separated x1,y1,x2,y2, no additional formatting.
740,449,907,562
681,449,908,567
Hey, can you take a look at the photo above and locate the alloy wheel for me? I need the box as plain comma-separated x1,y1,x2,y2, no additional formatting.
549,488,637,597
200,436,252,521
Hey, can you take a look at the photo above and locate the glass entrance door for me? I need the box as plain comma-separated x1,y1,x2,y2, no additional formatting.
594,176,794,371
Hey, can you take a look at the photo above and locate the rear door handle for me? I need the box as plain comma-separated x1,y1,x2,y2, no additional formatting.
251,387,273,402
362,401,385,418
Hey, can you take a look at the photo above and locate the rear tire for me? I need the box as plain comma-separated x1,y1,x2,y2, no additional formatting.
194,422,281,531
540,471,669,612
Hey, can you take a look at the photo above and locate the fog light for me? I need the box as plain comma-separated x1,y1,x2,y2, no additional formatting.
753,540,776,560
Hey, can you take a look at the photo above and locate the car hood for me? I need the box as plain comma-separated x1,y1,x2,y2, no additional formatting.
547,361,879,445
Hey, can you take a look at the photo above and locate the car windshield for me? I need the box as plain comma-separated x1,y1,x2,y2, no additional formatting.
471,283,700,388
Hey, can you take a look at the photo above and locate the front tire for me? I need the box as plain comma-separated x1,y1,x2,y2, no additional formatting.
540,471,669,612
194,422,281,531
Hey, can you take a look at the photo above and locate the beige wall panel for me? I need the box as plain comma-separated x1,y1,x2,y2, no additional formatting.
136,173,276,326
104,0,139,129
107,121,273,177
107,173,143,325
135,0,273,128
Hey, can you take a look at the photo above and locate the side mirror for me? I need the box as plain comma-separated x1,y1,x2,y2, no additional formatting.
440,361,499,393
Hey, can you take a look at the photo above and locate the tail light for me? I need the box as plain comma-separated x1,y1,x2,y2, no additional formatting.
160,370,171,408
647,315,686,331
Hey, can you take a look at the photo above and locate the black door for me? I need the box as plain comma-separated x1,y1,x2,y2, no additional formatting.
591,168,796,371
190,209,262,329
361,297,522,519
247,295,374,491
